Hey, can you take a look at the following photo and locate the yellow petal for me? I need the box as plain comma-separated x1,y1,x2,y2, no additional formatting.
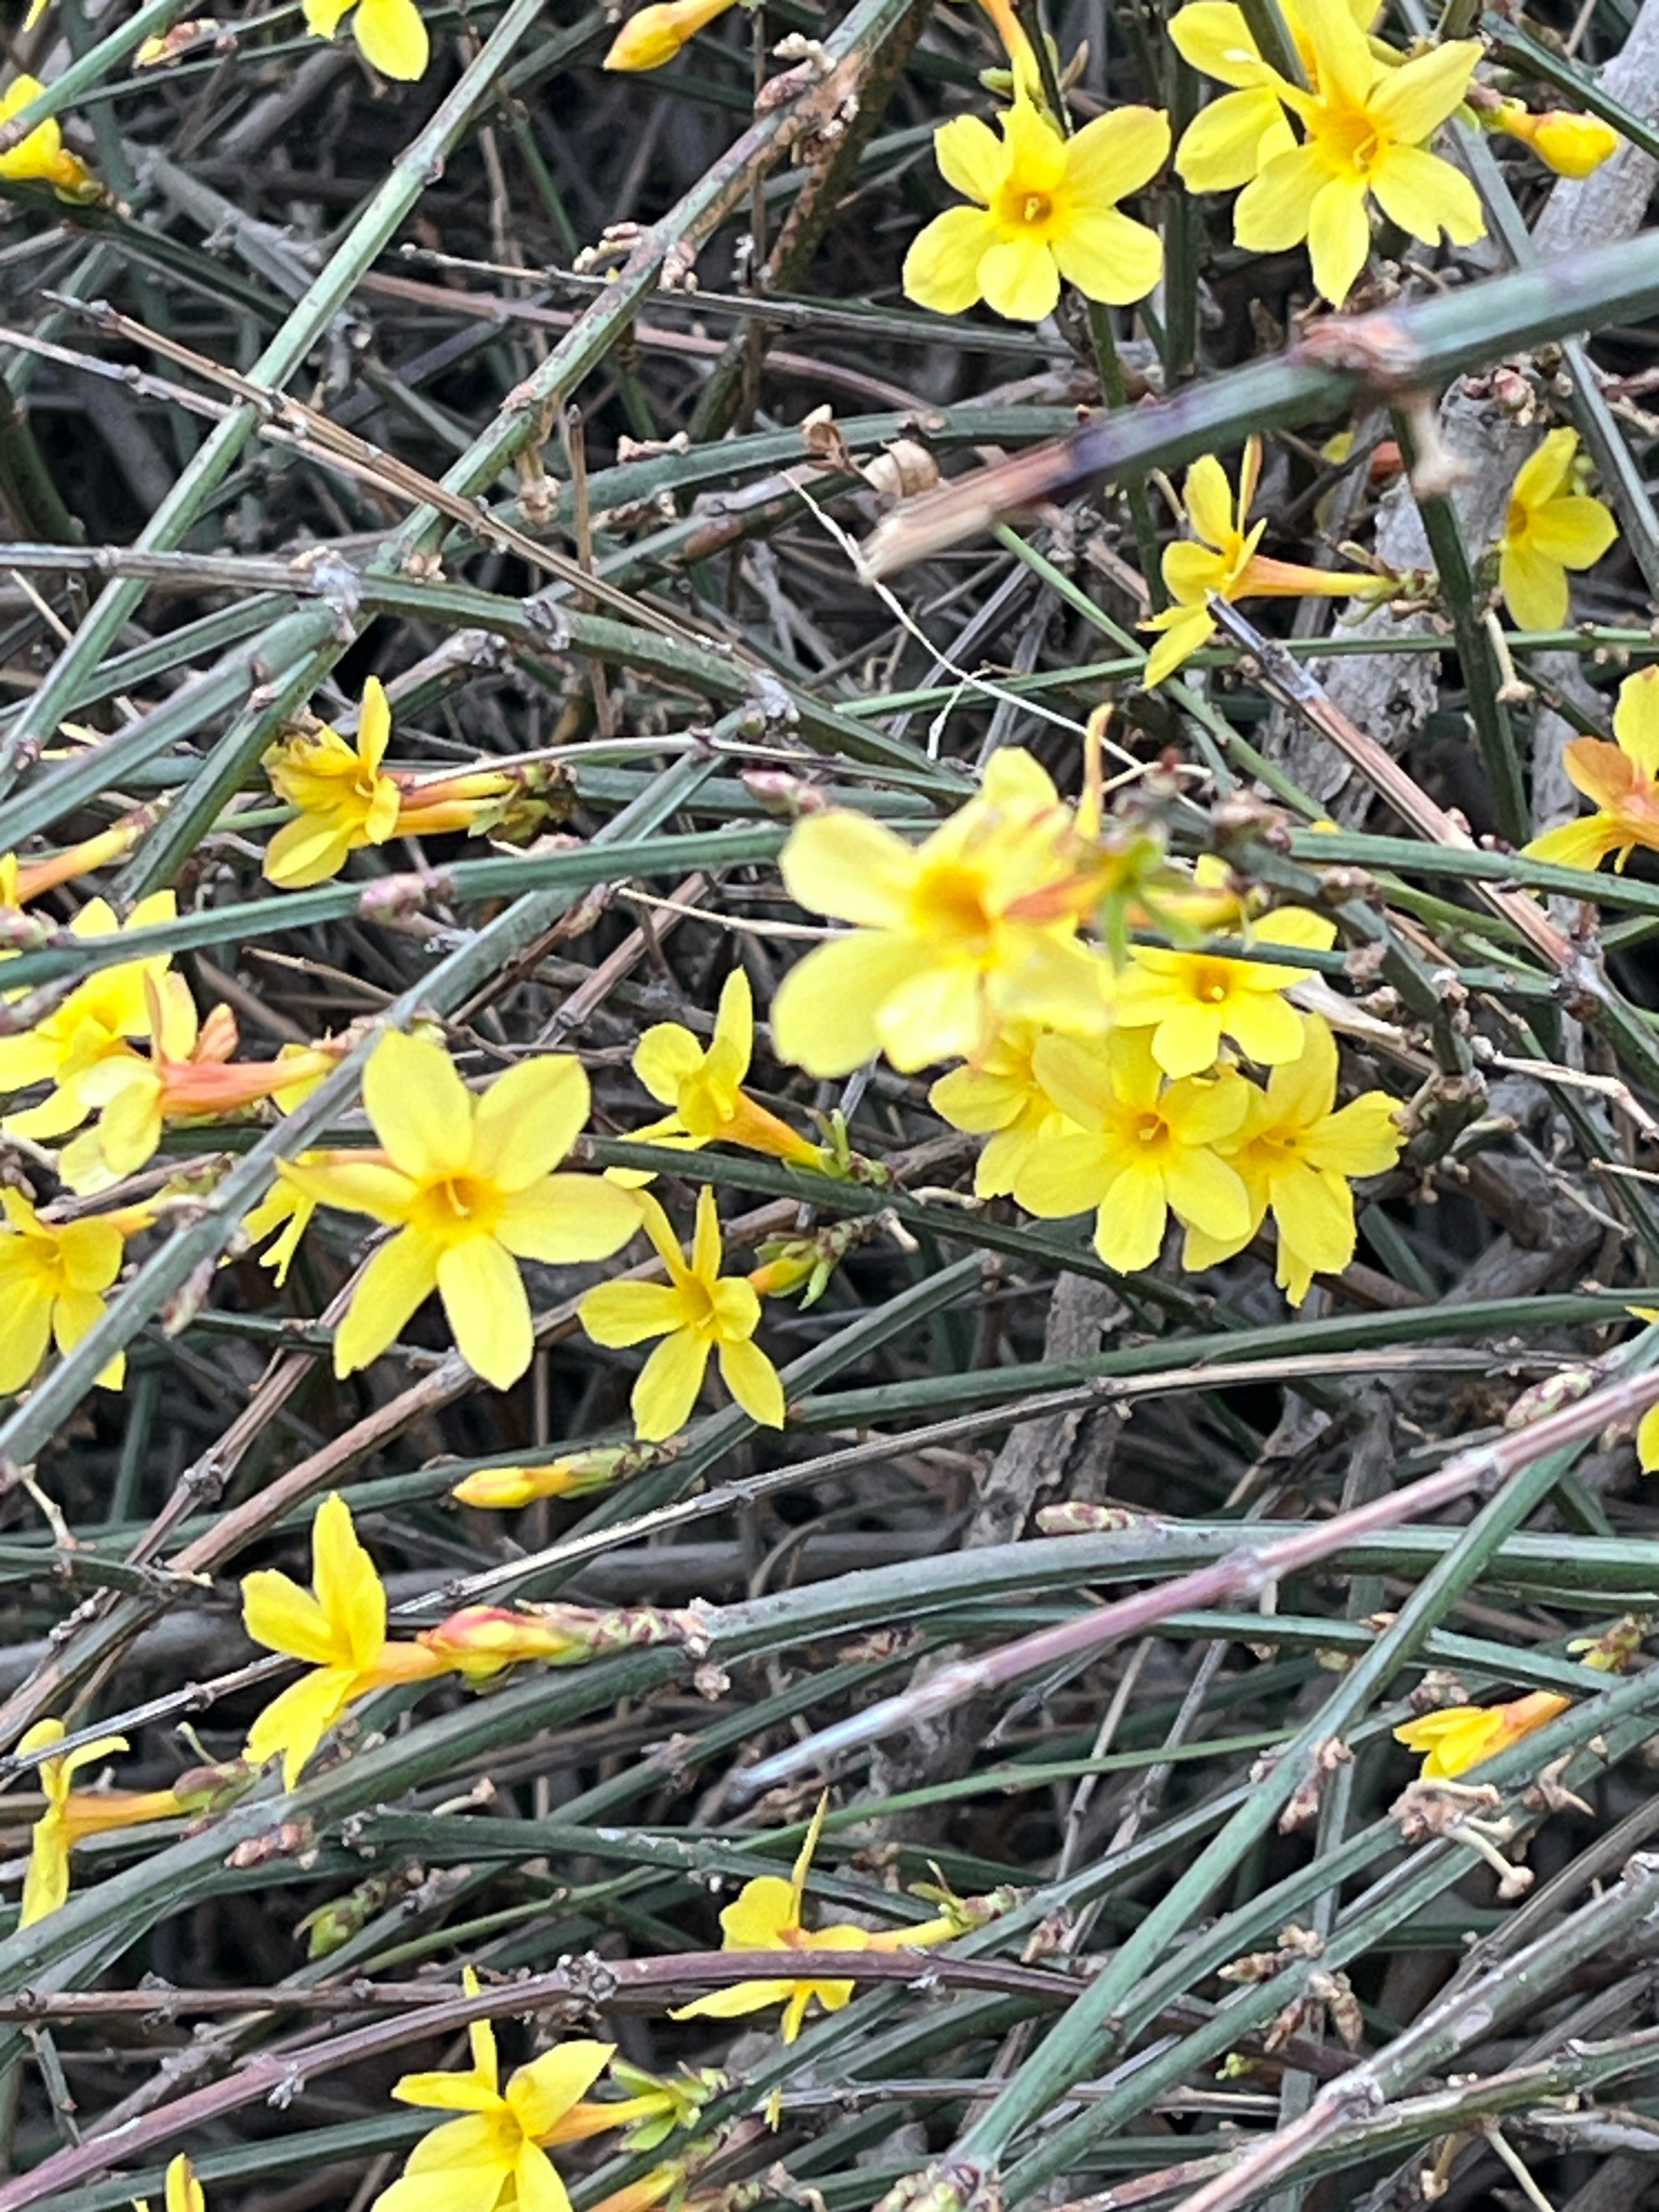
312,1492,386,1664
470,1053,588,1189
1304,173,1371,307
1051,207,1163,305
1064,104,1171,201
903,205,996,314
1169,1,1271,86
351,0,429,76
1525,494,1618,570
1614,668,1659,776
631,1327,709,1440
365,1031,473,1178
437,1236,532,1390
781,810,917,927
334,1226,441,1376
1499,540,1569,632
935,111,1008,204
718,1335,786,1427
977,234,1061,322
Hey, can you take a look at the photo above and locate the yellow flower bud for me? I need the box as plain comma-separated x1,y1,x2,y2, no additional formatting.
1529,109,1620,177
603,0,738,70
1493,99,1620,178
451,1440,676,1510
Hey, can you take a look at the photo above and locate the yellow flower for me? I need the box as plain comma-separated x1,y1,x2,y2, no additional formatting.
1522,668,1659,874
603,0,736,67
1170,0,1299,190
772,749,1107,1077
18,1719,187,1928
1495,428,1618,633
302,0,426,75
672,1798,874,2043
0,891,176,1142
0,75,97,199
377,1984,615,2212
1013,1030,1253,1270
630,970,821,1168
1393,1689,1571,1778
1141,440,1381,685
0,1189,128,1394
1183,1016,1402,1301
1113,906,1337,1078
62,983,338,1194
263,678,401,889
241,1492,450,1787
928,1020,1080,1198
1231,5,1484,307
903,90,1168,323
578,1185,785,1441
277,1031,637,1390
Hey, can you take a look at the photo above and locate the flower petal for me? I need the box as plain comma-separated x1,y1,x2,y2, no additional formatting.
352,0,429,76
364,1031,472,1180
1523,494,1618,570
977,235,1062,322
1052,207,1163,305
1499,540,1569,631
781,811,917,928
1304,174,1372,305
508,2039,616,2140
1092,1168,1168,1271
578,1279,686,1347
1367,36,1480,141
470,1054,589,1189
313,1492,386,1663
718,1335,786,1427
1233,141,1324,250
903,206,997,314
493,1173,641,1263
632,1328,709,1440
771,933,932,1077
335,1228,441,1376
1615,669,1659,776
934,111,1007,204
437,1236,533,1390
1176,87,1292,190
1169,1,1272,86
1370,144,1484,246
1064,105,1171,201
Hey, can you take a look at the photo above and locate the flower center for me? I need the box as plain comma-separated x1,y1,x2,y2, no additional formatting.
411,1171,501,1241
1188,960,1235,1006
914,860,996,952
995,180,1058,236
1317,100,1383,177
1134,1112,1165,1147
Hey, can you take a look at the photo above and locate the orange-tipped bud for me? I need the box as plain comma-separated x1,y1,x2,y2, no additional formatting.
417,1599,708,1681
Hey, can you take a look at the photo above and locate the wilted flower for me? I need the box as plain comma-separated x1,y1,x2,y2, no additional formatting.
1394,1690,1571,1777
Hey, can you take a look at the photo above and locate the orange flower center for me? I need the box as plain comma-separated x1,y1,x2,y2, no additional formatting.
1134,1112,1166,1147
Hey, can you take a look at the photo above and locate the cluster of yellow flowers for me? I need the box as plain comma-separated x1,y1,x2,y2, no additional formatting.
592,0,1617,321
770,745,1402,1301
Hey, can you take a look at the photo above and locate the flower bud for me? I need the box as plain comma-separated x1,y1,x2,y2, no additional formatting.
1493,99,1620,177
603,0,737,70
418,1600,708,1681
451,1439,677,1510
